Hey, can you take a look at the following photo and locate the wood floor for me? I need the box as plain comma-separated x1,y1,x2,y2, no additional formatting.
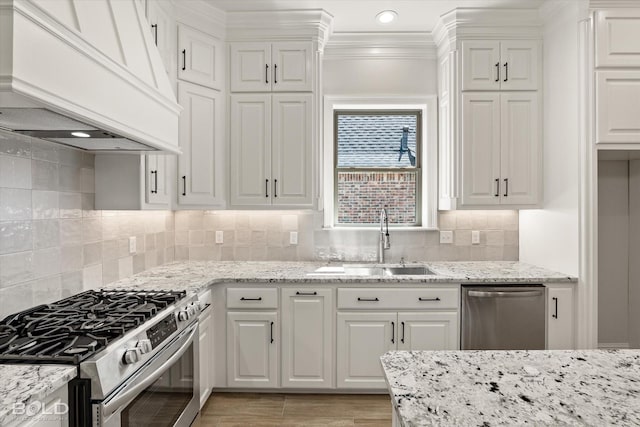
194,393,392,427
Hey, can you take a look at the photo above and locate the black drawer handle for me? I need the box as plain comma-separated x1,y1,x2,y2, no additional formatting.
182,49,186,71
357,297,379,302
150,170,157,194
391,321,395,344
265,179,269,198
270,321,274,343
240,297,262,301
504,178,509,197
495,178,500,197
274,64,277,84
265,64,269,84
495,62,500,82
504,62,508,82
552,297,558,319
296,291,317,296
182,175,186,196
274,179,277,198
151,24,158,46
418,297,441,302
401,321,405,344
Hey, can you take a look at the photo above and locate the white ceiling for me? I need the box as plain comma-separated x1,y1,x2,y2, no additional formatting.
206,0,545,32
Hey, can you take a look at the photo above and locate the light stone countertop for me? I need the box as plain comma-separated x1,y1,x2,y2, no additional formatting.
0,260,577,422
381,349,640,426
0,364,77,426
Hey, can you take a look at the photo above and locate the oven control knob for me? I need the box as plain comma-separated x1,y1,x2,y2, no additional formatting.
178,310,190,321
187,304,198,317
122,348,141,365
136,339,153,354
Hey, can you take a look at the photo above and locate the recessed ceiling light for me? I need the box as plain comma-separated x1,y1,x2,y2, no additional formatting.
376,10,397,24
71,131,90,138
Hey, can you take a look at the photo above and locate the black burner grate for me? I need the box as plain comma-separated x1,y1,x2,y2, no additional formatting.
0,289,186,364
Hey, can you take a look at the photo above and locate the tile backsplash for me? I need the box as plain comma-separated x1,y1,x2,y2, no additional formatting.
0,133,175,318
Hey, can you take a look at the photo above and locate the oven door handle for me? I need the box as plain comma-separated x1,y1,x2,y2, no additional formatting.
102,323,198,416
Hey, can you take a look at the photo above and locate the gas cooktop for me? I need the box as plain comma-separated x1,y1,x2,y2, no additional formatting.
0,289,187,364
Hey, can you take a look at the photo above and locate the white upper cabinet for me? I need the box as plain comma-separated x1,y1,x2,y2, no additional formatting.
145,154,170,205
146,0,175,80
462,40,539,91
178,24,224,90
596,71,640,144
178,81,225,206
461,92,540,207
595,10,640,67
230,42,313,92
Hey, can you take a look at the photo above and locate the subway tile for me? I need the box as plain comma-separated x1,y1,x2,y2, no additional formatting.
81,168,94,193
189,246,215,261
174,246,188,261
102,239,119,261
165,247,174,263
58,165,82,192
59,192,82,218
0,188,32,220
102,259,119,285
118,256,133,279
454,230,472,246
0,221,33,254
61,271,83,297
81,193,100,217
58,147,84,166
83,242,102,266
32,274,62,306
82,264,102,290
0,155,32,189
59,219,83,246
0,131,31,158
33,248,61,278
145,250,158,269
0,282,34,319
147,233,158,249
82,153,95,168
486,230,505,246
32,191,59,219
31,140,59,162
132,253,146,273
82,217,102,243
33,220,60,249
0,251,34,287
60,245,83,272
31,159,58,191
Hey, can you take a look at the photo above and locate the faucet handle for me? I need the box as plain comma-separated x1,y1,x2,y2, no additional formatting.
383,233,391,249
400,257,405,267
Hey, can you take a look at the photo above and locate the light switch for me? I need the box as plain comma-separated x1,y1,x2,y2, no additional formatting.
289,231,298,245
215,230,224,244
129,236,136,254
472,230,480,245
439,230,453,244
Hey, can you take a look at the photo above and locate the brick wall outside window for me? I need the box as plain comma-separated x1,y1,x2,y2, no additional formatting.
337,171,416,224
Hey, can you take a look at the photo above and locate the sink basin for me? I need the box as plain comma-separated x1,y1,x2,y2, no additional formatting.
338,265,434,276
383,266,434,276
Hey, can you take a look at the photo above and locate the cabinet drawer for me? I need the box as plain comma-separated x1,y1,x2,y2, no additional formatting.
337,288,459,310
227,288,278,309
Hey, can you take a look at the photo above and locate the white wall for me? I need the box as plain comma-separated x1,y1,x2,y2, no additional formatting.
519,1,580,276
597,160,629,346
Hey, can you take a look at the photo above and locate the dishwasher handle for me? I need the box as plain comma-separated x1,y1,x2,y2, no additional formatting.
467,290,544,298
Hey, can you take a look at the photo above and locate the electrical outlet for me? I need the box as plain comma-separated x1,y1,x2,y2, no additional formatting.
439,230,453,244
471,230,480,245
129,236,136,254
215,231,224,244
289,231,298,245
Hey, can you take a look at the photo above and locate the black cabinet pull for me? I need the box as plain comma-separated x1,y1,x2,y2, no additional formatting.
401,321,405,344
150,170,157,194
391,321,395,344
265,179,269,197
274,179,277,198
504,62,508,82
495,178,500,197
240,297,262,301
274,64,277,84
357,297,379,302
504,178,509,197
418,297,441,302
296,291,317,296
151,24,158,46
270,321,274,343
552,297,558,319
181,49,186,71
495,62,500,82
181,175,186,196
265,64,269,84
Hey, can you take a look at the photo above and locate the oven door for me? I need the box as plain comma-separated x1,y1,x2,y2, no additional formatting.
96,322,199,427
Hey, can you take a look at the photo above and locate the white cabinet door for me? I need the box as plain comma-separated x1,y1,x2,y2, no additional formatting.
461,93,501,206
146,0,175,79
227,311,278,388
199,308,213,408
595,10,640,67
596,71,640,143
336,312,396,389
272,94,313,206
462,41,501,91
178,24,223,90
397,312,458,351
500,41,539,91
230,43,272,92
230,95,272,206
547,286,575,350
177,81,225,206
500,92,540,205
272,42,313,92
145,154,170,205
281,289,332,388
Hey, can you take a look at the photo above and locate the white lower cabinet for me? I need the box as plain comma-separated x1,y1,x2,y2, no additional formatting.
199,306,213,408
281,289,333,388
336,310,459,389
226,311,278,388
547,284,575,349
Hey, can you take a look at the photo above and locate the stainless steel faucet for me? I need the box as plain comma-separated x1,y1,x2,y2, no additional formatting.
379,208,391,263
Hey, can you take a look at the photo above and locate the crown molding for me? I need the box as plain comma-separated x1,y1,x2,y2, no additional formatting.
226,9,333,47
173,0,226,37
323,32,436,60
433,8,542,56
589,0,640,8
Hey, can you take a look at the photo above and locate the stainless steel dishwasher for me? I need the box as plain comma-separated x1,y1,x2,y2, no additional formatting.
461,285,545,350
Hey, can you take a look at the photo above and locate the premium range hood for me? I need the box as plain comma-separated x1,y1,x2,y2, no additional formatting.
0,0,181,153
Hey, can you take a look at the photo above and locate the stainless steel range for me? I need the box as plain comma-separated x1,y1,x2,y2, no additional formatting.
0,289,201,426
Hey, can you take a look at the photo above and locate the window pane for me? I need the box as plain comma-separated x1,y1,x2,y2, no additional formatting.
337,114,418,168
337,171,417,225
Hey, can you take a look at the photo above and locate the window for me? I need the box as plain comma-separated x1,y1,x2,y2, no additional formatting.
334,110,421,226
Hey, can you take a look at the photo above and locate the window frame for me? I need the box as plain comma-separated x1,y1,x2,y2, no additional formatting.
322,96,438,230
333,109,423,227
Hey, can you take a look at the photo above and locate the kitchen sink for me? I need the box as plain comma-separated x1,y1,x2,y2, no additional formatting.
383,266,434,276
314,265,435,276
